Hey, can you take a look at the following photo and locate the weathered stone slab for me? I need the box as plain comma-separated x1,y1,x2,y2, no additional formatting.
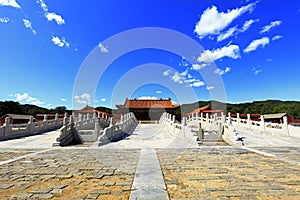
0,183,14,189
29,188,52,194
32,193,54,199
130,189,169,200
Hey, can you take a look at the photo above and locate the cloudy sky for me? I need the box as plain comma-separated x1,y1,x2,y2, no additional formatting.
0,0,299,109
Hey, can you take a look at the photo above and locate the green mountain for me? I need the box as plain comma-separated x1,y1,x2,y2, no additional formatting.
1,100,300,119
179,100,300,119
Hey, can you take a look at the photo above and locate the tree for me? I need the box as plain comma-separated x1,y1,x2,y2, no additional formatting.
54,106,67,114
0,101,24,117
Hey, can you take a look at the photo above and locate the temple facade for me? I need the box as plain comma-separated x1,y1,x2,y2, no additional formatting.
116,98,179,121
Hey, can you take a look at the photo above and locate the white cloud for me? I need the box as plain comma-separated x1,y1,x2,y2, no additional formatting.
74,93,92,105
37,0,48,12
23,19,36,35
252,68,262,75
191,63,207,71
180,69,188,76
14,93,45,105
171,73,184,84
214,67,231,76
244,37,270,53
98,43,109,53
137,96,158,100
0,0,20,8
206,86,215,90
156,90,162,94
100,98,106,102
197,44,240,63
37,0,65,25
260,20,282,34
217,27,237,42
225,67,231,73
162,69,172,76
241,19,259,32
0,17,9,23
163,69,205,88
272,35,283,41
217,19,259,42
51,36,70,48
184,78,197,83
61,98,67,102
194,3,255,38
45,12,65,25
190,81,205,87
47,104,52,108
179,57,189,67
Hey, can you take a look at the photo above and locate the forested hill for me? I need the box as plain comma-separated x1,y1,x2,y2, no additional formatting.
0,101,69,117
180,100,300,119
1,100,300,119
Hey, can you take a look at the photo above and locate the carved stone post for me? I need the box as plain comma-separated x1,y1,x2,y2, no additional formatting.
260,115,266,134
247,114,251,129
227,112,231,125
110,117,114,127
283,116,289,136
28,116,34,133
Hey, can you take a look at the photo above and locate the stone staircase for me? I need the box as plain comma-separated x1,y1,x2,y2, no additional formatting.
195,129,227,146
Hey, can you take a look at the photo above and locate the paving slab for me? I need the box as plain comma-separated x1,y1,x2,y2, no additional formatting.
158,147,300,199
130,189,170,200
130,148,169,199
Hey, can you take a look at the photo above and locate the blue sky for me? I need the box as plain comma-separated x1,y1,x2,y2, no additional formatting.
0,0,300,109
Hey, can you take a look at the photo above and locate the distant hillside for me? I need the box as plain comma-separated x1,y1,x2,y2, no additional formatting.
180,100,300,119
227,100,300,118
95,106,113,114
0,101,70,117
1,100,300,119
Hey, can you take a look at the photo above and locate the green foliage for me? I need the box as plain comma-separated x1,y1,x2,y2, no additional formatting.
226,100,300,119
179,100,300,119
0,101,24,117
53,106,67,114
95,106,112,114
0,101,70,117
1,100,300,119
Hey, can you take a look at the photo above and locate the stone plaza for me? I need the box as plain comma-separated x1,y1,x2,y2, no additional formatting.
0,119,300,199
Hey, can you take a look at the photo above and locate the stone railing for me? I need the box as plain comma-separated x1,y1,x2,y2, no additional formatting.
94,112,138,146
54,113,111,146
185,112,300,138
225,113,293,137
0,114,64,141
159,112,197,142
182,112,300,146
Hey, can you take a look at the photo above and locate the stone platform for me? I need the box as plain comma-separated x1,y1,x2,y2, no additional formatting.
0,146,299,199
0,124,299,199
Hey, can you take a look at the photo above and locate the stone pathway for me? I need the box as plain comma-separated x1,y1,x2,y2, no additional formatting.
234,126,300,147
0,130,60,149
130,148,168,200
99,124,199,149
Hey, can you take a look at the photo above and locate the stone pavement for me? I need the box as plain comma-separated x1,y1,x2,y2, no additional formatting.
0,146,299,199
0,130,60,149
0,124,299,199
0,148,140,200
99,124,199,149
158,147,300,200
